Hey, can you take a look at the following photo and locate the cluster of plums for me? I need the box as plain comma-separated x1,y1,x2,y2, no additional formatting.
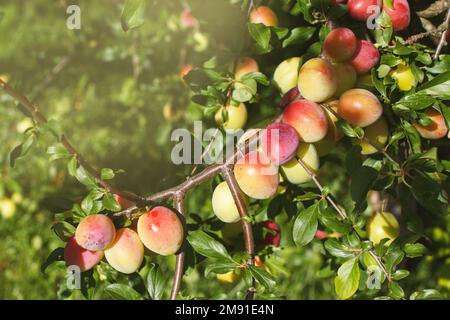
64,198,184,273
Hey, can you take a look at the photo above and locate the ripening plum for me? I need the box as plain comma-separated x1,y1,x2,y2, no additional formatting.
260,123,300,165
114,194,135,210
281,143,320,184
262,220,281,247
323,28,358,62
280,87,301,109
235,57,259,80
64,237,104,272
179,64,193,81
367,211,399,245
314,100,342,157
383,0,410,31
349,40,380,74
273,57,302,94
137,207,184,256
75,214,116,251
249,6,278,27
104,228,144,274
215,103,248,131
282,99,328,143
333,63,357,97
347,0,379,22
234,151,279,200
212,181,247,223
414,109,448,140
390,63,416,91
358,116,389,155
216,271,239,284
338,89,383,127
298,58,337,102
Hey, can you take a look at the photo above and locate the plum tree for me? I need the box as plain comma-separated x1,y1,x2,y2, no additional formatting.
75,214,116,251
235,57,259,80
367,211,400,245
212,181,246,223
349,40,380,74
298,58,337,102
281,143,320,184
357,116,389,155
282,99,328,143
64,237,104,272
314,100,342,157
391,63,416,91
234,151,279,199
333,63,357,97
338,88,383,127
104,228,144,274
273,57,302,94
323,28,358,62
347,0,379,22
260,123,300,165
137,206,184,256
215,103,248,131
414,108,448,140
249,6,278,27
383,0,410,31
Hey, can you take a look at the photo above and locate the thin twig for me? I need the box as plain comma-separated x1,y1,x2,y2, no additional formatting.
434,8,450,59
170,191,186,300
0,79,146,205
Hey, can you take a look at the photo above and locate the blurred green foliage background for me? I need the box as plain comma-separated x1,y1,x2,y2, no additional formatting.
0,0,448,299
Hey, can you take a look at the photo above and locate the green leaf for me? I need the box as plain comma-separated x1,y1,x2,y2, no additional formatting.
121,0,146,32
248,23,272,54
384,247,404,273
282,27,316,48
147,263,166,300
334,257,360,300
403,243,427,258
204,259,238,277
104,284,143,300
100,168,115,180
248,266,276,289
75,166,97,189
388,281,405,299
410,289,443,300
52,221,75,241
241,72,270,86
328,4,348,20
324,239,355,258
103,193,121,212
351,166,379,208
418,71,450,99
187,230,232,260
392,269,410,280
292,202,320,247
41,248,64,273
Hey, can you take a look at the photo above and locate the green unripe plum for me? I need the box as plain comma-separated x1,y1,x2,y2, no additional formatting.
338,89,383,127
64,236,104,272
333,63,357,97
215,103,248,131
0,198,16,219
75,214,116,251
212,181,247,223
367,211,400,245
357,116,388,155
298,58,337,102
234,151,279,200
137,206,184,256
105,228,144,274
282,143,320,184
273,57,302,94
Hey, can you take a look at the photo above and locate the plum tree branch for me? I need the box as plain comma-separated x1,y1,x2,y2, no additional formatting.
0,78,146,205
170,191,186,300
